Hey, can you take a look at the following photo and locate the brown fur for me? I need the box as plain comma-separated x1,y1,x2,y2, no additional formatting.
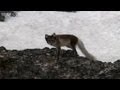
45,33,96,60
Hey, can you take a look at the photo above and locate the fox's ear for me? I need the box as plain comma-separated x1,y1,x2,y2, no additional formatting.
52,33,56,37
45,34,49,38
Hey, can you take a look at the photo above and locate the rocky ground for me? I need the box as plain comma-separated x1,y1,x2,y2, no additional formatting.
0,46,120,79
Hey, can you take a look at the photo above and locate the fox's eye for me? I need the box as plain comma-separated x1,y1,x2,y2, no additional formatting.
50,37,56,42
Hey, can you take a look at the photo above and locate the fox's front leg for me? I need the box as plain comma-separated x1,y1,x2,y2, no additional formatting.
56,47,61,60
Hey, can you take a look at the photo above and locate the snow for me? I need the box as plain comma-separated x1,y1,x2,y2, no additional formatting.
0,11,120,62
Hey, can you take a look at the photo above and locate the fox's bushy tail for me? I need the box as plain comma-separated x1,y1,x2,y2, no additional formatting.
77,39,96,61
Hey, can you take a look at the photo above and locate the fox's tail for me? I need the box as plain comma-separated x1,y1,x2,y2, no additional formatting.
77,39,96,61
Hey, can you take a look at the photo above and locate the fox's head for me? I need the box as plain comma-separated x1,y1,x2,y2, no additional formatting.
45,33,57,46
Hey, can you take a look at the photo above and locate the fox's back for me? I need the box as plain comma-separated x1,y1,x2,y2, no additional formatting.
56,34,78,46
45,33,78,47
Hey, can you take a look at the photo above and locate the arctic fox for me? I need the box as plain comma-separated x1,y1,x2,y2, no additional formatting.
45,33,96,60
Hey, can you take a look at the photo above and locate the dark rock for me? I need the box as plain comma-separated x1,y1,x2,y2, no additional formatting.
95,60,120,79
0,15,5,22
0,46,120,79
0,11,17,22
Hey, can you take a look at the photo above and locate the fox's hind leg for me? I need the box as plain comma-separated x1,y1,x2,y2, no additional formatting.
71,45,78,56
